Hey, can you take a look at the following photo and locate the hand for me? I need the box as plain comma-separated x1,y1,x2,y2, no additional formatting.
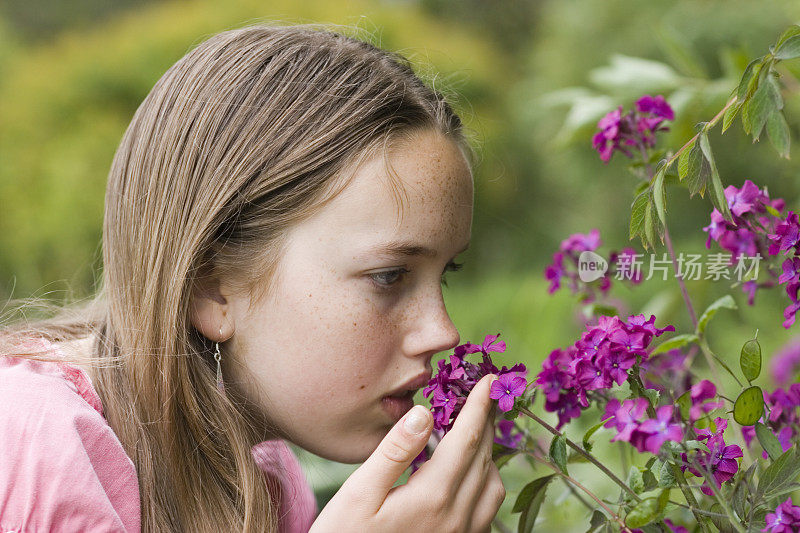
310,373,505,533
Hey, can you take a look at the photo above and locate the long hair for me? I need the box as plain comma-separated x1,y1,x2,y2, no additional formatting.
0,22,474,532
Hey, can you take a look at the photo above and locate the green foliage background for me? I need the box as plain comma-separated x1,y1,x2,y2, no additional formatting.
3,0,800,529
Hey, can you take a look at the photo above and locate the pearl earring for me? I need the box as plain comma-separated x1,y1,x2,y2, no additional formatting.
214,327,225,394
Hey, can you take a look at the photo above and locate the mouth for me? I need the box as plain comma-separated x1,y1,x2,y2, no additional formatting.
383,371,433,399
381,391,417,422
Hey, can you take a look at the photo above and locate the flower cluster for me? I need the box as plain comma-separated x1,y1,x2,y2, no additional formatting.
535,314,675,428
423,334,528,434
682,418,743,496
768,211,800,328
763,498,800,532
592,94,674,163
601,398,683,454
702,179,786,306
544,228,641,302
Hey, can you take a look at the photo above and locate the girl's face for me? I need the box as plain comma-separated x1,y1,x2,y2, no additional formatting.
224,128,473,463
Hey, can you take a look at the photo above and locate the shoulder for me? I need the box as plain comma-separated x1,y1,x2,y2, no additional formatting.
0,352,141,532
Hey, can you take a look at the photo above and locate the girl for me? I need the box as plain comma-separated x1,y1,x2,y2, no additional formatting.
0,23,505,532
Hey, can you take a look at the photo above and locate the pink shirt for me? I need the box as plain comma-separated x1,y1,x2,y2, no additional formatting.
0,338,317,532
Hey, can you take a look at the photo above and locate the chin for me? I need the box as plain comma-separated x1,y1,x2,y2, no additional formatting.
297,430,387,464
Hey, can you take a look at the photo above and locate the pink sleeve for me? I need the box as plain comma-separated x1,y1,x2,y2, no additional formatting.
251,440,317,532
0,356,141,533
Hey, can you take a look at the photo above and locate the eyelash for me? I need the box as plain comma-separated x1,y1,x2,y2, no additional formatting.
368,261,464,289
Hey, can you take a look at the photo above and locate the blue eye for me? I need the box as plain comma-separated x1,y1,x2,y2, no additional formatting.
368,261,465,290
369,268,410,288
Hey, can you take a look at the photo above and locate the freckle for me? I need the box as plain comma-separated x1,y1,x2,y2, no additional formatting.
359,384,365,389
353,322,357,327
308,293,312,297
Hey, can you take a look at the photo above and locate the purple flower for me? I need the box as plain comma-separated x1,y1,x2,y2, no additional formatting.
536,314,674,428
490,373,527,412
602,398,649,443
593,95,673,163
494,419,524,448
664,518,689,533
597,344,637,385
768,211,800,256
771,338,800,386
410,448,427,474
425,333,527,433
638,405,683,454
560,229,601,253
688,379,724,422
685,418,743,495
636,94,675,120
762,498,800,532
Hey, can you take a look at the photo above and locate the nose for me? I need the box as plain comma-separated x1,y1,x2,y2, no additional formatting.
401,288,461,360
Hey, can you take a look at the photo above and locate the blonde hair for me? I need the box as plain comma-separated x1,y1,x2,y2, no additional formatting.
0,22,473,532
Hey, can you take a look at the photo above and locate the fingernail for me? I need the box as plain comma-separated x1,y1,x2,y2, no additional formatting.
490,374,499,385
404,405,429,434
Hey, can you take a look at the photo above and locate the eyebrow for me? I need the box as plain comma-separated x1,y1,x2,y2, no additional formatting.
363,239,470,259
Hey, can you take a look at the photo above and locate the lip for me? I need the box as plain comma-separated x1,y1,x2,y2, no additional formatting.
383,371,433,399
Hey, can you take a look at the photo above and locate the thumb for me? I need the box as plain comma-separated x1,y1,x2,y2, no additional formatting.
341,404,432,509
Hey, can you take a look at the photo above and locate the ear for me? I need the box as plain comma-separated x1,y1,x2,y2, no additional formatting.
189,272,232,342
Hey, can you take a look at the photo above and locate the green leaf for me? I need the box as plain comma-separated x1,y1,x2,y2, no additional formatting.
586,510,608,533
652,164,667,225
709,503,734,532
734,385,764,426
744,72,781,142
698,132,734,224
549,434,568,474
757,446,800,500
740,337,762,382
736,58,761,103
775,34,800,60
582,419,607,452
732,466,752,520
628,466,645,494
675,390,692,421
650,334,699,355
659,459,677,488
630,189,649,241
722,100,744,134
677,139,696,180
683,139,711,199
775,25,800,51
756,422,784,461
625,490,669,528
767,111,791,159
642,469,658,492
696,295,738,335
513,475,555,533
644,195,657,250
512,474,555,513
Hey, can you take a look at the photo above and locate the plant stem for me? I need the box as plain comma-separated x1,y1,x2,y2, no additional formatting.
522,449,632,532
669,462,714,533
662,224,699,329
687,452,747,533
699,336,743,387
518,407,641,503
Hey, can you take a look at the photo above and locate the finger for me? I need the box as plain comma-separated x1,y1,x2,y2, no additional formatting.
340,404,432,510
454,405,497,508
467,462,506,532
429,374,498,486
